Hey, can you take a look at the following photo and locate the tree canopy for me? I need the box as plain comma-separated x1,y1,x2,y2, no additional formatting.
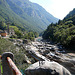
42,8,75,50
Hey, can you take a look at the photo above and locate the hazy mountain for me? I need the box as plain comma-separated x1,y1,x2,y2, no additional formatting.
0,0,58,33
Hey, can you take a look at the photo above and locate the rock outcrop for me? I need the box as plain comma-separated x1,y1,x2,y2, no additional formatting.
25,61,71,75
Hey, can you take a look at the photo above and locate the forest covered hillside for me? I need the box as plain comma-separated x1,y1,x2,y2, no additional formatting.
42,8,75,49
0,0,58,33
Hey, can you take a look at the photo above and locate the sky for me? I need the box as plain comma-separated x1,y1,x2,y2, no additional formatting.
29,0,75,20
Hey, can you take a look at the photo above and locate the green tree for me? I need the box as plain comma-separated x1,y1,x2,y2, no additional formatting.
0,21,6,30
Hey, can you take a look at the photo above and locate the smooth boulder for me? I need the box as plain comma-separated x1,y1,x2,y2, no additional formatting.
25,61,71,75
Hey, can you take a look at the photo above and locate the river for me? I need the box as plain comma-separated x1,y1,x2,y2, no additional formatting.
32,37,75,75
12,37,75,75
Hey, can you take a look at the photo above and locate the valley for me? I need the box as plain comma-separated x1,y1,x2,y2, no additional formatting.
0,0,75,75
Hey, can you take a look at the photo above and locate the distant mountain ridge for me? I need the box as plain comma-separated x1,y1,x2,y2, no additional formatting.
0,0,58,32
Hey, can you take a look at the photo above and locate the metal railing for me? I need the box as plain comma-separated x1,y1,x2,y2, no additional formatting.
0,52,22,75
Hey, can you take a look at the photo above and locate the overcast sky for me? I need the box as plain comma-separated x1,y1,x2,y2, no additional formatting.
29,0,75,20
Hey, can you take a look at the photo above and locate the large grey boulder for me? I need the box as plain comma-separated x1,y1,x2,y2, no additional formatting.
25,61,71,75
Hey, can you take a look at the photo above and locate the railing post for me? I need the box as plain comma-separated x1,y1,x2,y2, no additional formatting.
1,52,22,75
2,52,14,75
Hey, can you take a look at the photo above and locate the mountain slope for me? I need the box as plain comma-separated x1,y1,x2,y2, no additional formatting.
42,8,75,49
64,8,75,19
0,0,58,33
64,8,75,25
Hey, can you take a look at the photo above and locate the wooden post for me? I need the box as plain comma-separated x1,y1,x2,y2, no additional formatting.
2,52,14,75
1,52,22,75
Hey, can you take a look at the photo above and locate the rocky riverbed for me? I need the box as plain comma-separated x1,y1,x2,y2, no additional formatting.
9,38,75,75
27,38,75,75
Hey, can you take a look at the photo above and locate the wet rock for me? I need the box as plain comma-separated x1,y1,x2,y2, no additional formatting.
16,39,23,43
60,61,75,75
43,50,50,54
55,52,61,55
23,39,29,44
9,39,16,42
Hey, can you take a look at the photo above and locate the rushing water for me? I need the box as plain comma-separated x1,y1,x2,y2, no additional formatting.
35,37,42,42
